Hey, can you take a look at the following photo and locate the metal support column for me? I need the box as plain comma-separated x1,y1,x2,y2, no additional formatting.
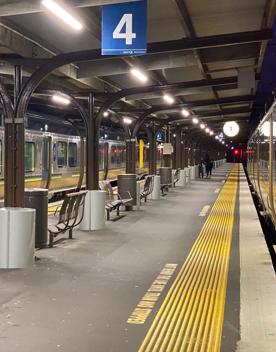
4,65,24,207
163,126,171,167
175,129,182,169
147,126,157,175
126,139,136,174
183,141,189,168
190,143,195,166
195,143,200,164
87,93,99,190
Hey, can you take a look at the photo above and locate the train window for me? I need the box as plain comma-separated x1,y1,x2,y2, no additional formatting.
99,144,104,170
111,146,122,166
68,143,77,167
122,146,126,163
57,141,67,167
25,142,35,173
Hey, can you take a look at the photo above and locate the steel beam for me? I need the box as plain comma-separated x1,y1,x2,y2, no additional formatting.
77,44,259,79
0,1,139,16
118,95,254,114
148,29,273,55
1,30,272,67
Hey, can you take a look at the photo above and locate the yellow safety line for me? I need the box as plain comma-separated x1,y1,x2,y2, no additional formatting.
138,164,239,352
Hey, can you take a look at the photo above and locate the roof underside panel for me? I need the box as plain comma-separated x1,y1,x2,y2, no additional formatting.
0,0,273,143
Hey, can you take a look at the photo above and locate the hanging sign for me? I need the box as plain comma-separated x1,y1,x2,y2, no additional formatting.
156,132,163,142
102,0,147,56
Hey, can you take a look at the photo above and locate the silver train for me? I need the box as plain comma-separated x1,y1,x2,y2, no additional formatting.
248,101,276,228
0,127,160,199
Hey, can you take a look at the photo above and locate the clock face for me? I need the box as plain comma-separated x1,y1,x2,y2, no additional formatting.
223,121,239,137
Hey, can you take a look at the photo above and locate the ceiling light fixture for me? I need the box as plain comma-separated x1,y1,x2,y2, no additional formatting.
103,111,109,117
163,94,174,104
42,0,83,31
52,94,70,105
123,117,132,125
205,127,210,133
181,108,190,117
200,123,205,129
130,68,148,82
210,131,214,136
192,117,199,124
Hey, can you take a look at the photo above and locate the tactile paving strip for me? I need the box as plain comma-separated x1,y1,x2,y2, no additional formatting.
138,164,239,352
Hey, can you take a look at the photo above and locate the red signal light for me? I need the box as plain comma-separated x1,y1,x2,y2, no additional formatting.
234,149,239,155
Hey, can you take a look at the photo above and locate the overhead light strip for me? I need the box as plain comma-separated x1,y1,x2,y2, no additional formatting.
130,68,148,83
41,0,83,31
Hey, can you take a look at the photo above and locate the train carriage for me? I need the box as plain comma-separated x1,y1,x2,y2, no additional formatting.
247,102,276,230
0,127,157,200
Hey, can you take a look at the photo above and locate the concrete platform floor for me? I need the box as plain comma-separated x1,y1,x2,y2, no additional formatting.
0,164,274,351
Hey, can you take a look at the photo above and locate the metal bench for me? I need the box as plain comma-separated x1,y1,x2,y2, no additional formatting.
48,190,87,247
140,175,154,203
99,181,133,220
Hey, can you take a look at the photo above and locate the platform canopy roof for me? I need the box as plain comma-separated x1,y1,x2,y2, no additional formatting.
0,0,275,144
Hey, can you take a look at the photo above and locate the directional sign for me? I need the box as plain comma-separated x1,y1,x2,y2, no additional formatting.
102,0,147,56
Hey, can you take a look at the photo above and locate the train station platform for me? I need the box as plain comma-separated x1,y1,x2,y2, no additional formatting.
0,164,275,352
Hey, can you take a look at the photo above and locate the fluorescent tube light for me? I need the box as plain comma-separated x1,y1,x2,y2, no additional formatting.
42,0,83,31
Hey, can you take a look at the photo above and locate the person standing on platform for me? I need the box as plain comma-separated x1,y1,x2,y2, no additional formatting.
204,154,211,178
199,160,204,178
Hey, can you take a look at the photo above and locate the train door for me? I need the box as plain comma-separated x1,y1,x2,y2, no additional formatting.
41,136,52,189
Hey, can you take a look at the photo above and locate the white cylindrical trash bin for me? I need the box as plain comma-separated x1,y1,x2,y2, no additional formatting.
79,190,106,231
150,175,161,200
0,208,36,269
176,169,186,187
194,165,199,178
184,168,190,184
188,168,192,183
191,166,195,180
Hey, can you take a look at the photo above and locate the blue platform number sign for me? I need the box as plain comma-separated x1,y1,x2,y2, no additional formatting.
156,132,163,142
102,0,147,56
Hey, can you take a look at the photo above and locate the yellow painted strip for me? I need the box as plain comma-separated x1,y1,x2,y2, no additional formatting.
52,176,62,180
48,204,61,214
127,264,178,325
139,139,145,170
199,205,210,217
25,177,42,183
138,164,239,352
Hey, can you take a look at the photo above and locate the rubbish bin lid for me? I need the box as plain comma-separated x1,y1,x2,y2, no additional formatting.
24,188,48,196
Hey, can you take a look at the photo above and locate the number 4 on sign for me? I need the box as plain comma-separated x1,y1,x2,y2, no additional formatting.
113,14,136,45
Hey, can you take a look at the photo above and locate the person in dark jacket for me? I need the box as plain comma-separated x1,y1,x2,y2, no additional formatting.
204,154,211,178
